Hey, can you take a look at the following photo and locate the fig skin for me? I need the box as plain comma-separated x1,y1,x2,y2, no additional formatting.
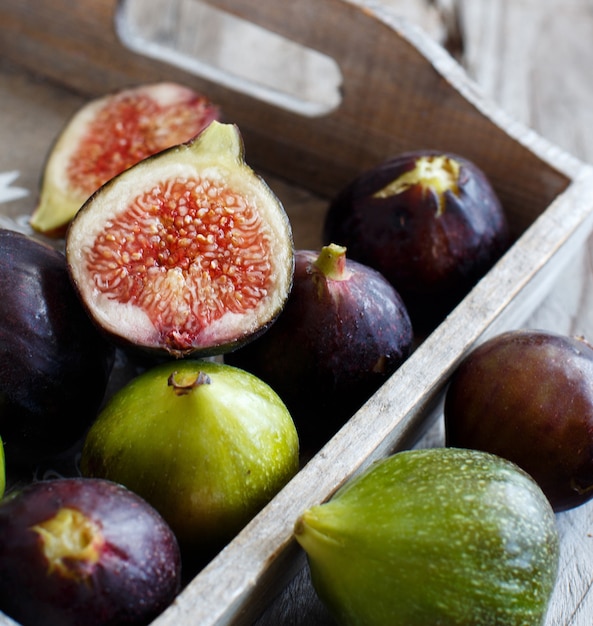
226,244,413,452
66,120,294,359
444,329,593,511
0,477,181,626
0,436,4,498
80,359,299,562
295,447,559,626
0,229,115,469
31,82,220,237
323,150,510,333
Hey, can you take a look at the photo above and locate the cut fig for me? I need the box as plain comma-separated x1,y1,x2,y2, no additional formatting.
31,82,220,237
66,121,294,358
226,243,413,452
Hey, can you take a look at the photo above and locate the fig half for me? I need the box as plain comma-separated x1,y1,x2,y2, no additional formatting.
31,82,220,237
66,121,294,358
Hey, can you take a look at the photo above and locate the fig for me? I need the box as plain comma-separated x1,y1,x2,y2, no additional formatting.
226,243,413,451
0,436,4,498
31,82,220,237
444,329,593,511
294,447,559,626
66,120,294,358
323,151,510,332
0,477,181,626
0,229,115,468
80,359,299,560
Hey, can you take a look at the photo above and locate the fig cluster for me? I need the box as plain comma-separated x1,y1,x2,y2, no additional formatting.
1,78,578,626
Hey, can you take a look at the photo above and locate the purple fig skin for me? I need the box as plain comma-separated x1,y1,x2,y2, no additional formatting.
323,150,510,333
226,245,413,451
0,477,181,626
444,329,593,512
0,229,115,468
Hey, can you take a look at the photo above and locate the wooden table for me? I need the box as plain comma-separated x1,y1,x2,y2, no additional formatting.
1,1,593,625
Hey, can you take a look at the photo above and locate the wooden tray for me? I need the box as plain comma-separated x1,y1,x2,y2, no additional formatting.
2,1,593,624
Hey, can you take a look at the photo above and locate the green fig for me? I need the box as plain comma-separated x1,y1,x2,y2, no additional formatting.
294,447,559,626
80,359,299,560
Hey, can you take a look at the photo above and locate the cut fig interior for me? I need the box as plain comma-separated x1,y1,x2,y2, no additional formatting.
66,121,294,357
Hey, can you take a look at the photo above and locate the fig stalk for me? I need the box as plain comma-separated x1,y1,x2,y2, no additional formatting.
168,371,212,395
312,243,350,281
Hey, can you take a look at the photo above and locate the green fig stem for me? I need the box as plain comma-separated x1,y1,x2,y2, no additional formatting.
168,371,211,396
313,244,349,281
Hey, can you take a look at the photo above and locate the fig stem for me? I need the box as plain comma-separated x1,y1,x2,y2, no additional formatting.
313,243,349,281
168,371,211,396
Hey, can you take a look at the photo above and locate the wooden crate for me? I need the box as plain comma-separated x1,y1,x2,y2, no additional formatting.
1,0,593,624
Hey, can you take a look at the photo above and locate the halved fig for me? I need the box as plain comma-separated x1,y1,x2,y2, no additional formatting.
31,82,220,237
66,121,294,358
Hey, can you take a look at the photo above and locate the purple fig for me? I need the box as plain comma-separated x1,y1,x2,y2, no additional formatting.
444,329,593,511
323,150,510,332
226,243,413,451
0,477,181,626
0,229,115,469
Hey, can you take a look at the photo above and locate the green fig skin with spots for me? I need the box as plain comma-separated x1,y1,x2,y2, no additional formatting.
295,447,559,626
80,359,299,560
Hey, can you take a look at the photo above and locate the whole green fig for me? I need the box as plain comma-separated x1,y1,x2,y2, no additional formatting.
81,359,299,560
294,447,559,626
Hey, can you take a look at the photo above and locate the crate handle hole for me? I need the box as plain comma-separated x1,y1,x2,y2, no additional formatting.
116,0,343,117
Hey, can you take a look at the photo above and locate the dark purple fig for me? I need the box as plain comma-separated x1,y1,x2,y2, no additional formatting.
66,121,294,359
0,477,181,626
323,150,510,332
226,243,413,451
0,229,115,469
0,435,4,498
444,329,593,511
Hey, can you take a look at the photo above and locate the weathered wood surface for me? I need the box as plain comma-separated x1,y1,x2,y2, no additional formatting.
1,1,593,625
